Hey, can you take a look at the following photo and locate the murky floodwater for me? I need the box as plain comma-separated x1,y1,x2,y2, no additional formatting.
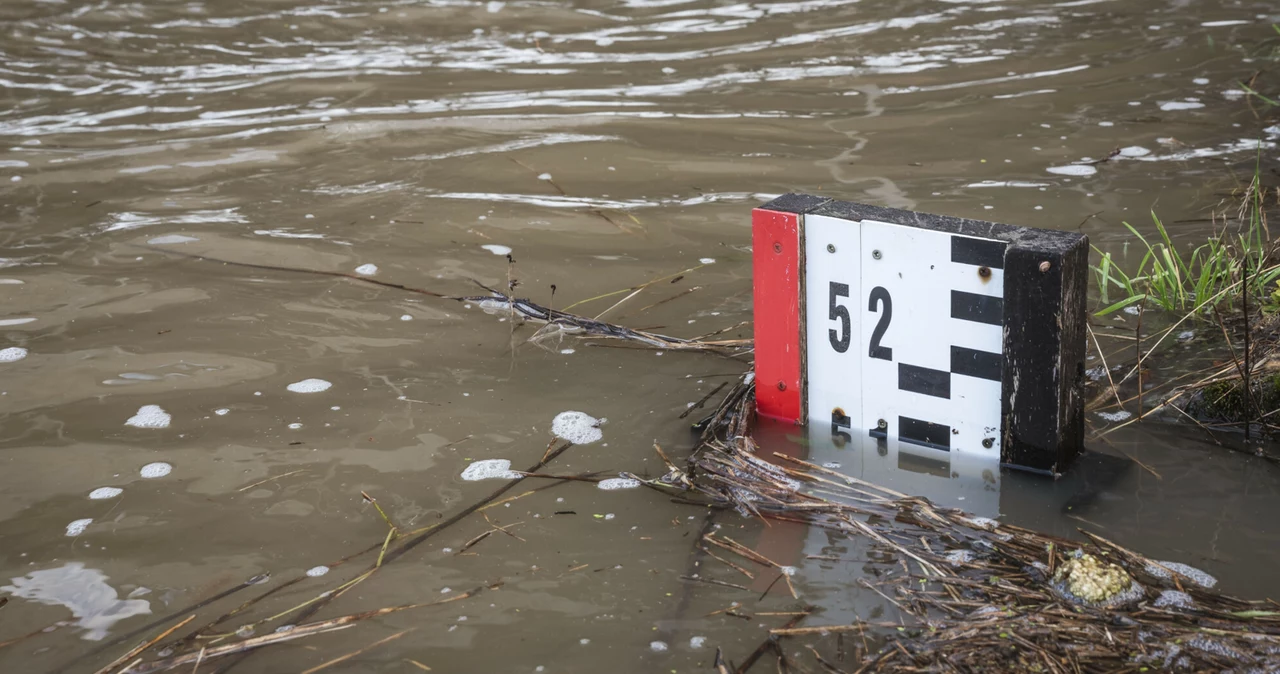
3,0,1280,671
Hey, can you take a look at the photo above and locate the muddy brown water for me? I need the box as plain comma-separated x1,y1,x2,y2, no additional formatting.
2,0,1280,671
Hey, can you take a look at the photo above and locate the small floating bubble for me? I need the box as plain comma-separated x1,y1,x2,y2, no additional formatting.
66,519,92,536
0,347,29,363
1046,165,1097,177
305,566,329,577
125,405,171,429
139,462,172,479
551,411,604,444
597,478,641,490
287,378,332,393
88,487,122,500
460,459,521,481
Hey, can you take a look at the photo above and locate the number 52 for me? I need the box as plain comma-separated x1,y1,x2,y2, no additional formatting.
828,282,893,360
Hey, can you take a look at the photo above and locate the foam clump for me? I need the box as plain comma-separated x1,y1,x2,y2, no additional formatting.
0,346,29,362
460,459,521,481
597,477,640,491
139,462,172,479
961,516,1000,531
125,405,171,429
88,487,122,500
287,378,332,393
305,566,329,577
945,549,976,565
354,263,378,276
551,411,604,445
1153,590,1195,609
481,244,512,255
650,641,668,652
66,519,93,536
690,636,707,648
1146,560,1217,588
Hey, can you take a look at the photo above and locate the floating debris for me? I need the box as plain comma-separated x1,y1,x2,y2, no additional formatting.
460,459,521,481
88,487,122,500
139,462,172,479
65,518,93,537
287,378,332,393
1052,552,1142,606
551,411,604,445
125,404,171,429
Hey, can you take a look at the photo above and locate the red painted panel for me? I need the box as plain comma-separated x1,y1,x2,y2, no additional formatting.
752,207,802,424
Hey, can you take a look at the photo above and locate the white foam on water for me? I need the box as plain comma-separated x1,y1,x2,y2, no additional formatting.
354,263,378,276
288,423,302,430
1148,560,1217,588
1200,19,1249,26
400,314,413,321
0,279,23,284
0,318,36,326
690,636,707,649
1097,410,1132,422
650,641,668,652
65,519,92,536
699,257,716,264
1159,100,1204,111
287,378,332,393
560,348,575,354
146,234,198,245
215,408,230,416
1098,121,1114,127
125,405,171,429
1046,164,1097,176
597,478,641,490
460,459,522,481
305,566,329,577
139,462,172,479
966,180,1051,188
551,411,604,445
0,347,28,363
1,562,151,641
1154,589,1194,609
88,487,122,500
481,244,512,255
1119,146,1151,157
821,462,842,469
1193,77,1210,85
537,173,552,180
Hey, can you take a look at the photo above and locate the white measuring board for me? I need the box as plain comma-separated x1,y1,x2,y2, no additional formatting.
805,217,1006,459
754,194,1088,474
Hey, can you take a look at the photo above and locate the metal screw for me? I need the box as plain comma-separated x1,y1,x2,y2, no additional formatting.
877,418,887,429
872,250,882,260
982,438,994,449
773,242,783,253
1039,260,1051,273
776,381,787,391
978,266,991,279
827,243,836,253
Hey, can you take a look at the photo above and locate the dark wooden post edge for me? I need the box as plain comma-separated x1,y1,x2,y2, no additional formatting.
999,230,1089,476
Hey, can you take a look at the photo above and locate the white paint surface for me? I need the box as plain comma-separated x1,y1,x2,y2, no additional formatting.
803,216,1003,460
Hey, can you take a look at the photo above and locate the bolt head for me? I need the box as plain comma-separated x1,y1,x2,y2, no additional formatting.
773,242,783,253
877,418,887,429
982,438,995,449
776,381,787,391
827,243,836,253
1039,260,1052,273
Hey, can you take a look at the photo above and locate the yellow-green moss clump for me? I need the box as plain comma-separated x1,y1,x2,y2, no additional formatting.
1053,554,1133,603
